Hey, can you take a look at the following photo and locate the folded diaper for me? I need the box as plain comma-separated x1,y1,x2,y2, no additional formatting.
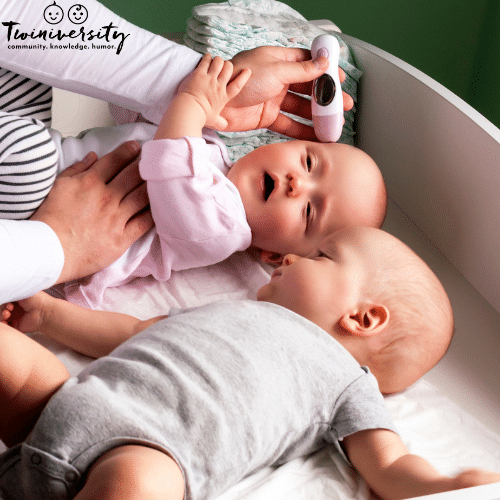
184,0,362,160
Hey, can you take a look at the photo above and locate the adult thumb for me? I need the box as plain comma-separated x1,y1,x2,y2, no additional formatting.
279,55,329,85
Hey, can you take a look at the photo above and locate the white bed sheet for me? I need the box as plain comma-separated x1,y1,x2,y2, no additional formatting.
2,228,500,500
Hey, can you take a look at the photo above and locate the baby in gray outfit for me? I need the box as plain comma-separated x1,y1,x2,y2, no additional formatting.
1,227,498,500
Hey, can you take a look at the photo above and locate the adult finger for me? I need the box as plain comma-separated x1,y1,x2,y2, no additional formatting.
336,68,355,111
287,81,313,96
343,91,354,112
120,182,154,241
107,156,143,198
289,86,354,114
277,56,329,88
280,91,313,120
91,141,141,183
289,67,347,97
57,151,97,177
271,46,329,83
124,208,154,245
268,112,317,141
127,209,154,240
119,180,149,214
281,91,351,129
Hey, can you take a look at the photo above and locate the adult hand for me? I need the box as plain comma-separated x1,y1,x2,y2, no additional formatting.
222,46,354,140
30,141,153,284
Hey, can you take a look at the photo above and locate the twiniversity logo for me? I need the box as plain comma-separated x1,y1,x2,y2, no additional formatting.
3,1,130,54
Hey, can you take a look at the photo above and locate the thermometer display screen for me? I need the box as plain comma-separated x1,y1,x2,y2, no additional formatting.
313,74,335,106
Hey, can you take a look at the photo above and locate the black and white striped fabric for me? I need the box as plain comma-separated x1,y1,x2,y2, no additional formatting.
0,68,58,220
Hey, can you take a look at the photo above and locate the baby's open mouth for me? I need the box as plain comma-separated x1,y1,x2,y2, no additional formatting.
264,172,275,201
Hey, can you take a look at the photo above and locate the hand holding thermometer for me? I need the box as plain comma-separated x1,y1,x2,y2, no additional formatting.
311,34,344,142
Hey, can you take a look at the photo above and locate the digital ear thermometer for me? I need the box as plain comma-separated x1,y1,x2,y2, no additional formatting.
311,34,344,142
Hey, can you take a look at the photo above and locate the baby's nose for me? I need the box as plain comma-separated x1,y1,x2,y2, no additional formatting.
287,174,305,197
283,254,300,266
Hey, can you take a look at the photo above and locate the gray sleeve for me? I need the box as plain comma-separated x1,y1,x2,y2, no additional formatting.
329,367,398,443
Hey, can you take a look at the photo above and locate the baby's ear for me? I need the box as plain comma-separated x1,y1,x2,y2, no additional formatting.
339,304,389,336
260,250,283,266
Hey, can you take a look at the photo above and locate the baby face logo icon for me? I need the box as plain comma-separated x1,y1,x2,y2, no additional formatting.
43,1,64,24
68,4,88,24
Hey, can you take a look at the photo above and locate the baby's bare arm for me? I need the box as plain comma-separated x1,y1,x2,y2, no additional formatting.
154,54,251,140
343,428,500,500
6,292,166,358
0,320,70,447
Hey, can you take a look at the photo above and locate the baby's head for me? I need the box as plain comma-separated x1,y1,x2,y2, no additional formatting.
227,140,387,263
256,227,454,394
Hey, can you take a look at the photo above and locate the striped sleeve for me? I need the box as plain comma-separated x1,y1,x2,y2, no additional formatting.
0,112,58,220
0,68,53,125
0,68,57,219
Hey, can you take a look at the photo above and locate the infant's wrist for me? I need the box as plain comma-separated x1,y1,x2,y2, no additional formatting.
155,93,207,140
35,292,53,334
174,92,208,123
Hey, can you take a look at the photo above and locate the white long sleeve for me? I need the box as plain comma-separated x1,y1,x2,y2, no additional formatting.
0,220,64,303
0,0,202,302
0,0,201,124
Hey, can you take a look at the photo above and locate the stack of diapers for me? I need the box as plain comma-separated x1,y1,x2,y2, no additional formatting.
183,0,362,161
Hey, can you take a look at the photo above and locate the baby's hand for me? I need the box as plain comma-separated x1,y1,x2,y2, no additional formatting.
450,468,500,490
0,292,49,333
1,302,14,325
178,53,251,130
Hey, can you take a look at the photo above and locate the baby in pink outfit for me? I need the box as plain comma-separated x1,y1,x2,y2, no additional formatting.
62,54,386,308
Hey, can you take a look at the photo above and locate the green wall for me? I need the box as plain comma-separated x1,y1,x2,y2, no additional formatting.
100,0,500,129
467,0,500,128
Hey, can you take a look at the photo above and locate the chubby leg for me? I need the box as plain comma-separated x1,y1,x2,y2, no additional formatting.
76,445,185,500
0,321,70,447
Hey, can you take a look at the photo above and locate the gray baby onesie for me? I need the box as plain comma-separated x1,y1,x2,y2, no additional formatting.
0,300,396,499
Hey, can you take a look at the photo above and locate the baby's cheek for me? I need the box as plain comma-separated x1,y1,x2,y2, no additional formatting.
260,225,296,255
251,220,283,250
